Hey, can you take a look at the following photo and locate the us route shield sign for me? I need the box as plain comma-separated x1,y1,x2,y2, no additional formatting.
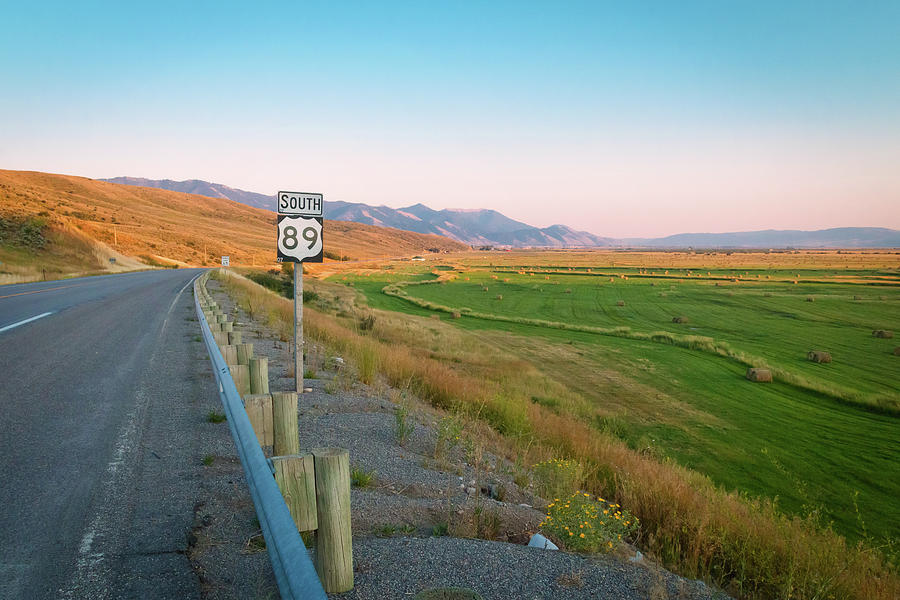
277,215,323,263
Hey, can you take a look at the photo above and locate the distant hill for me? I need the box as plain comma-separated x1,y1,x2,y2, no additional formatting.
103,178,613,247
101,177,274,210
0,170,467,281
622,228,900,249
101,177,899,249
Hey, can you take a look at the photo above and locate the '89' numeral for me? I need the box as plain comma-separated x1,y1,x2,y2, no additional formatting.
283,225,318,250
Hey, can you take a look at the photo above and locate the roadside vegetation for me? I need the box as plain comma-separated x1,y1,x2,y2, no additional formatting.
213,265,899,600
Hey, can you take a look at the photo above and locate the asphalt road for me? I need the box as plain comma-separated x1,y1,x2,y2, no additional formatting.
0,269,214,599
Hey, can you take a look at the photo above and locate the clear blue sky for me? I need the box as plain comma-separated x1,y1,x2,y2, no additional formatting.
2,1,898,236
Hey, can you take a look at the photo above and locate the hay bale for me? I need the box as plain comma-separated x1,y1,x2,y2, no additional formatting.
807,351,832,363
873,330,893,339
451,311,461,319
806,296,815,302
764,292,773,297
672,316,689,324
853,295,861,300
893,346,900,356
616,300,625,306
482,286,489,292
495,294,503,300
746,368,773,382
564,289,572,294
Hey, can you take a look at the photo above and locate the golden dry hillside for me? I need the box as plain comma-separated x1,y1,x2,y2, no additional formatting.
0,170,468,282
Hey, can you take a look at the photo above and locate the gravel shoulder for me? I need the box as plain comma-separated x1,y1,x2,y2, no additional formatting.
196,275,728,600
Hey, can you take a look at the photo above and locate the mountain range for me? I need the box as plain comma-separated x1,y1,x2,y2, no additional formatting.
100,177,900,249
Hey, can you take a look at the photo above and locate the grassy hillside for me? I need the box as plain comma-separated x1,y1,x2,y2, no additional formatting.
0,169,468,281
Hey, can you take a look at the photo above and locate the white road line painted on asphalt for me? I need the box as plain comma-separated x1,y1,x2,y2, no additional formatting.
0,311,54,334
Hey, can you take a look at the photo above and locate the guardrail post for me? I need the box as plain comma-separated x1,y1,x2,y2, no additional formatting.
272,454,318,532
272,392,299,456
245,393,274,446
213,332,229,347
222,345,238,366
231,364,251,397
250,357,269,394
312,448,353,593
237,343,254,366
227,331,242,345
220,321,234,333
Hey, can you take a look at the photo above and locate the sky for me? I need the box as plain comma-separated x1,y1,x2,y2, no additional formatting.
1,1,898,237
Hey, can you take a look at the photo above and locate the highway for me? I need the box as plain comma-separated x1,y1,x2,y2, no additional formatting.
0,269,212,599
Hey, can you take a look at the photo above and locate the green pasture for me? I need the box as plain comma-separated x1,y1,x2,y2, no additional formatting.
335,266,900,542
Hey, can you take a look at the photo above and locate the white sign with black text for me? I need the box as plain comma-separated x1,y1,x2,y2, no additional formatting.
277,191,323,217
221,255,230,267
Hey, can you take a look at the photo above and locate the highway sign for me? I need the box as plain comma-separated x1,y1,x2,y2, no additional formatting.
222,255,230,266
277,216,323,263
277,191,323,216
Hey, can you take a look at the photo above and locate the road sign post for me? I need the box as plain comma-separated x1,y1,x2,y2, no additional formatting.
276,191,324,395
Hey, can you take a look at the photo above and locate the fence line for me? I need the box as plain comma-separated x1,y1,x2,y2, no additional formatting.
194,273,327,600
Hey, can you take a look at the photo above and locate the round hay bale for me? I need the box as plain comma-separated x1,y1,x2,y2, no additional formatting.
672,316,689,324
806,296,815,302
853,295,862,300
616,300,625,307
495,294,503,300
451,311,461,319
746,368,772,382
565,288,572,294
873,330,893,339
482,286,489,292
807,351,832,363
893,346,900,356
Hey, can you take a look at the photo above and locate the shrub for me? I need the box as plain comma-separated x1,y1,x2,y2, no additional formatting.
533,458,583,500
358,313,376,332
540,491,639,553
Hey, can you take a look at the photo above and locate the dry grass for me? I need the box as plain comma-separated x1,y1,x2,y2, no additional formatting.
213,270,899,600
0,169,467,275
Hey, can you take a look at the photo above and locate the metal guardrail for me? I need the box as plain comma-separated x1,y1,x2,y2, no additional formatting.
194,275,327,600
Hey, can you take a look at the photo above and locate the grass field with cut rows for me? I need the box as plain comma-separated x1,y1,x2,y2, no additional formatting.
335,261,900,544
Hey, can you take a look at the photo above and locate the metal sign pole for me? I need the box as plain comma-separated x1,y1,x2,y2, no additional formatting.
295,265,303,394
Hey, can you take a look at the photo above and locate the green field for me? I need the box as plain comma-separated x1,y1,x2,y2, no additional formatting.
335,262,900,544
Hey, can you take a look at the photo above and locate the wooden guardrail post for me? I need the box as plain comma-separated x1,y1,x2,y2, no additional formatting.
272,392,299,456
249,357,269,395
272,454,318,532
312,448,353,593
244,393,274,446
222,345,238,366
231,365,251,397
227,331,242,345
220,321,233,333
213,332,229,346
236,343,254,366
